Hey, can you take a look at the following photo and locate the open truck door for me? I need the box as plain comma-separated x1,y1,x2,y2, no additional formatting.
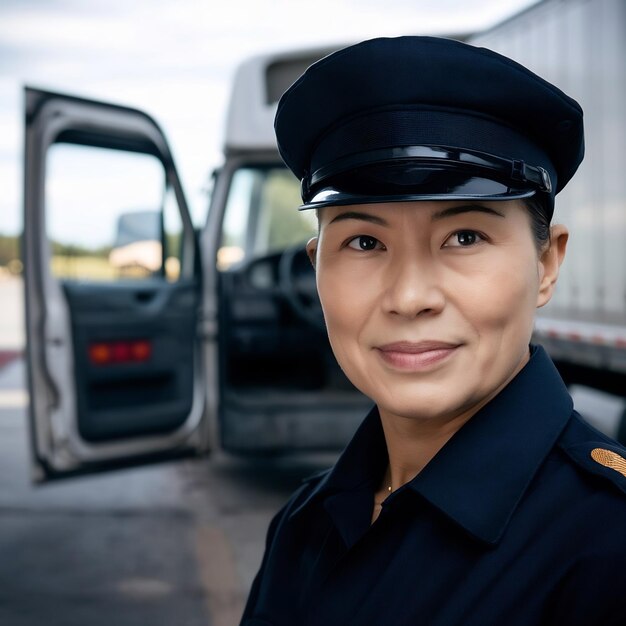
23,87,210,482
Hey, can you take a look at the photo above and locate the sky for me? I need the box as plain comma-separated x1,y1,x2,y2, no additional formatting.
0,0,539,238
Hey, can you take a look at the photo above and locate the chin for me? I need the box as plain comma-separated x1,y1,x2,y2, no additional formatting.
376,390,476,422
364,358,528,424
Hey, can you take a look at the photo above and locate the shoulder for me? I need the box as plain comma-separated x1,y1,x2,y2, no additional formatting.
254,467,332,573
545,416,626,623
265,467,332,534
557,410,626,498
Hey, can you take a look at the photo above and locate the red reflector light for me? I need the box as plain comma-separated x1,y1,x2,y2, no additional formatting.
89,343,111,364
112,342,131,361
89,340,153,365
131,340,152,362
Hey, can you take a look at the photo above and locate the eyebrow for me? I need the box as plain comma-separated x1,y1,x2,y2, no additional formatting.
328,211,389,226
431,204,506,221
327,203,506,227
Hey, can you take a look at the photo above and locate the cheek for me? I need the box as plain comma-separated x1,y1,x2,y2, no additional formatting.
317,262,369,334
315,256,381,372
450,252,540,340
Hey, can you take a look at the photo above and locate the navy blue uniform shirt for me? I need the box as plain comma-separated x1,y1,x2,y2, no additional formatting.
241,346,626,625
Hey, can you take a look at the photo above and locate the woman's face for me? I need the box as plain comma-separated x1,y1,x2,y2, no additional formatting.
307,200,567,424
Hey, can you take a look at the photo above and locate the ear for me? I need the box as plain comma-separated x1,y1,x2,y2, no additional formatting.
306,237,318,269
536,224,568,308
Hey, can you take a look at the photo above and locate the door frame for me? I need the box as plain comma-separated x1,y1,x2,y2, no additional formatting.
23,86,208,480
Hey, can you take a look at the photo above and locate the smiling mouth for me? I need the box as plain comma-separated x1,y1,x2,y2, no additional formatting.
374,341,461,370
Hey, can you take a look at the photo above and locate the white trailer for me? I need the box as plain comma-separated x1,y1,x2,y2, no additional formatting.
469,0,626,395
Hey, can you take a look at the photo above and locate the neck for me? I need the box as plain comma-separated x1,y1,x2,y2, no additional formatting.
379,408,473,489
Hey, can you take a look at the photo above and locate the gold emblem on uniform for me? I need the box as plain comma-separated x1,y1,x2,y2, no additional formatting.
590,448,626,478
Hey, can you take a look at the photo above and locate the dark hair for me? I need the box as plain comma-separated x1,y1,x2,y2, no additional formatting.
522,196,551,251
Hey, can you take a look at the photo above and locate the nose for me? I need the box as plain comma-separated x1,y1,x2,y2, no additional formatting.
381,252,446,319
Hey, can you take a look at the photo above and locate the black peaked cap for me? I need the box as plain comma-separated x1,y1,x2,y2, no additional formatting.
274,36,584,206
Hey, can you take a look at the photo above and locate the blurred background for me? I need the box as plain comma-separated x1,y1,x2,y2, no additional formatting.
0,0,536,349
0,0,535,242
2,1,626,625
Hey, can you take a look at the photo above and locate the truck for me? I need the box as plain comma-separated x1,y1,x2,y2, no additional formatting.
469,0,626,438
22,0,625,482
23,44,372,482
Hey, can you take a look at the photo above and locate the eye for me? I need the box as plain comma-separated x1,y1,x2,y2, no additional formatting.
443,230,485,248
347,235,385,251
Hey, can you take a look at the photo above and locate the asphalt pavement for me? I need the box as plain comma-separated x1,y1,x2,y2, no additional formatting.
0,356,334,626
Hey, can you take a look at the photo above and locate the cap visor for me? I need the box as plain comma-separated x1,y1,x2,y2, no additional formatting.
300,168,536,210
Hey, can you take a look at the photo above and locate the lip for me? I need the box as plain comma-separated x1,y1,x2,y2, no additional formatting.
374,341,461,371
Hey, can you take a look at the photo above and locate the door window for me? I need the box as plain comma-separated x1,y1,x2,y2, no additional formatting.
218,166,316,270
46,143,177,281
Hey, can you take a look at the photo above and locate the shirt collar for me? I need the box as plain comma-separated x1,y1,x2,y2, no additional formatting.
290,345,573,545
288,411,386,520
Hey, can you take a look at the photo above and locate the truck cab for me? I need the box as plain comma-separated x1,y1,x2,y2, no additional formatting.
23,45,370,482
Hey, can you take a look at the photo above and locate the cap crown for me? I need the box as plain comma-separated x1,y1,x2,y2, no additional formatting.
275,36,584,200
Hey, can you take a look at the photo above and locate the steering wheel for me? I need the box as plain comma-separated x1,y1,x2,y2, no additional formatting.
278,243,326,331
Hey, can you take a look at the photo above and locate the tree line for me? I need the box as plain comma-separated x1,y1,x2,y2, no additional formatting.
0,234,114,269
0,234,20,267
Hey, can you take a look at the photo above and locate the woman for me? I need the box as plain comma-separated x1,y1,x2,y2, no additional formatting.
240,36,626,625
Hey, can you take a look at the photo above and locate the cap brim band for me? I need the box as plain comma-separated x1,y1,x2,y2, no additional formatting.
302,145,551,206
300,151,550,210
299,178,536,210
309,145,552,192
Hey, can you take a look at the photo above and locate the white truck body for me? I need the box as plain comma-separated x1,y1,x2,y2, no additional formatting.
224,45,341,155
470,0,626,376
